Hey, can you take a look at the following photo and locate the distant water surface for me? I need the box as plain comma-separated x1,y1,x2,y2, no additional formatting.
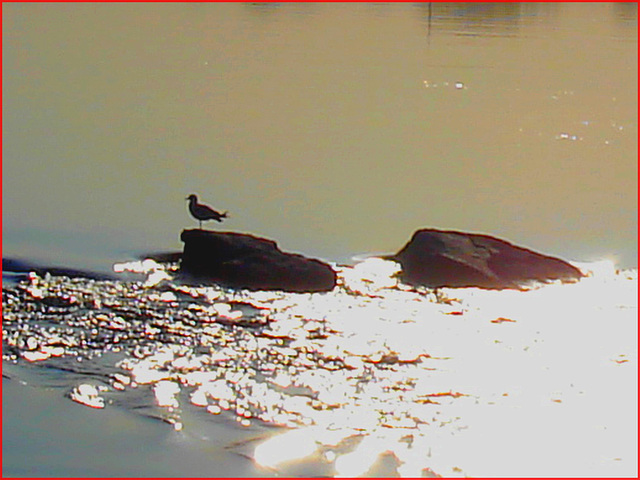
2,2,637,269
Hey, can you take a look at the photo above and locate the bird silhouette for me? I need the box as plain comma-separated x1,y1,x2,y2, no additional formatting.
186,194,228,229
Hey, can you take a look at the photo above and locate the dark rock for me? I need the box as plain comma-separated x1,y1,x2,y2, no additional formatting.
137,251,183,263
179,229,337,292
2,258,117,281
388,229,584,289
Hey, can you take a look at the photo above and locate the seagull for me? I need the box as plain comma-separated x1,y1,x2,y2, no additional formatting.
186,194,228,228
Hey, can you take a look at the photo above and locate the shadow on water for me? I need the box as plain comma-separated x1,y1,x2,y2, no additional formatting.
243,2,556,35
2,372,274,477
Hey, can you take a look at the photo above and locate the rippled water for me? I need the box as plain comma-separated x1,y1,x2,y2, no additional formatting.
3,257,637,477
3,2,637,476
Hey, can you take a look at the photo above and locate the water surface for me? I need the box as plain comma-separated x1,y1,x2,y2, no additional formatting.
3,257,637,477
2,3,638,478
3,2,637,268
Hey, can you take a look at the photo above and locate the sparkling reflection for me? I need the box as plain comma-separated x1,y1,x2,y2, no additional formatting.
2,257,636,477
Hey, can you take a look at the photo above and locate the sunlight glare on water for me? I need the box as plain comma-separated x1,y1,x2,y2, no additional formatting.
2,256,636,477
247,259,637,477
1,3,636,477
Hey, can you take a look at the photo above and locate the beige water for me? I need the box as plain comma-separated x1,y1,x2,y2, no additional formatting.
2,2,637,269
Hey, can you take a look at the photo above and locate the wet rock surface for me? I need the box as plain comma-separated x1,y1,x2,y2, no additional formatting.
389,228,584,289
179,229,337,293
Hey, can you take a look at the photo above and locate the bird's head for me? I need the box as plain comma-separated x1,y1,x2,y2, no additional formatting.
186,194,198,202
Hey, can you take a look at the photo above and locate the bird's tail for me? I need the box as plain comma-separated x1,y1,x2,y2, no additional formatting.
221,211,229,218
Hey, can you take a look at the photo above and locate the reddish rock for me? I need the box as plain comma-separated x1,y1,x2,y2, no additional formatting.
389,229,583,289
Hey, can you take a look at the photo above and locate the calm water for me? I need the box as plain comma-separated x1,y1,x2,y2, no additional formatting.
2,3,638,478
2,2,637,270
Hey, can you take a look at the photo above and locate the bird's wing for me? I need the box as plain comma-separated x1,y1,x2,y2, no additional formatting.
201,205,223,216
